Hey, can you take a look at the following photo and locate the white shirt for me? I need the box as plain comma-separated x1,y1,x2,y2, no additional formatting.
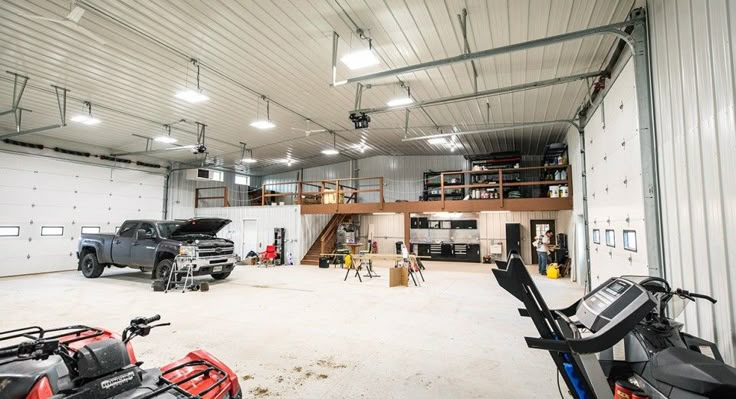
536,235,550,252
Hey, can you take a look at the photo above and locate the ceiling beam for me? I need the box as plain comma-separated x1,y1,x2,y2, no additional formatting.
401,120,579,142
353,70,602,114
333,20,639,87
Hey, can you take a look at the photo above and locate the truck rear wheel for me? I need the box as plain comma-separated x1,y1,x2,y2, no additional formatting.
81,252,104,278
211,271,231,280
154,258,175,281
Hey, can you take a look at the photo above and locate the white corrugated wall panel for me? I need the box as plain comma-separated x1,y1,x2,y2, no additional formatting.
194,205,303,261
357,155,467,202
261,162,351,198
584,58,649,286
0,152,165,277
649,0,736,364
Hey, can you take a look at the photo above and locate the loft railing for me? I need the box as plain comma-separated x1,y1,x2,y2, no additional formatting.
260,176,385,207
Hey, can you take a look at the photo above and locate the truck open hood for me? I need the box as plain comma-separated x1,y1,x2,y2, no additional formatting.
170,218,231,237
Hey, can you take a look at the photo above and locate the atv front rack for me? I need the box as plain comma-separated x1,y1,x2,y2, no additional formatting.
0,325,105,351
136,359,230,399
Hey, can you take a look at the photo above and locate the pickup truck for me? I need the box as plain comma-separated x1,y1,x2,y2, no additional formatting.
77,218,238,281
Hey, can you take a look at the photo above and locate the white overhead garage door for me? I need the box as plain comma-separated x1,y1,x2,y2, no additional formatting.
0,152,165,277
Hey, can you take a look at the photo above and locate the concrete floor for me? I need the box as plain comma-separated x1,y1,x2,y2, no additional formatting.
1,261,583,398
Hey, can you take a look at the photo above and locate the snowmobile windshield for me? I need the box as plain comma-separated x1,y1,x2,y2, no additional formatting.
667,294,691,319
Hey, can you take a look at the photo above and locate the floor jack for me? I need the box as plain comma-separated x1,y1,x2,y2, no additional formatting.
152,255,209,292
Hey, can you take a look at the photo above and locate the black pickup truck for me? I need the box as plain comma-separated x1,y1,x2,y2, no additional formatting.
77,218,237,280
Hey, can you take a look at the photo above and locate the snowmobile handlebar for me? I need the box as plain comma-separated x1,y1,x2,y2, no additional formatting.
675,289,717,304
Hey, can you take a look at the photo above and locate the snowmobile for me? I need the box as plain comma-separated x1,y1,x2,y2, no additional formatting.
0,315,241,398
493,254,736,398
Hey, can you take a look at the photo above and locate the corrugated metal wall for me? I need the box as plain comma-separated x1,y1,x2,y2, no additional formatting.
648,0,736,364
193,205,330,262
357,155,467,202
261,161,352,197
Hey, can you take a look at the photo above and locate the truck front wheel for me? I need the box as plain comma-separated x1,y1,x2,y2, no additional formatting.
81,252,104,278
154,258,175,281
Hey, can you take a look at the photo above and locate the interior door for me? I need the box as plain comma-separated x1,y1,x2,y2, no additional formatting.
111,221,138,265
130,222,157,268
241,219,258,256
530,219,556,264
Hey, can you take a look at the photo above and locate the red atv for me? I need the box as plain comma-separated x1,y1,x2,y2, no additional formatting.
0,315,241,399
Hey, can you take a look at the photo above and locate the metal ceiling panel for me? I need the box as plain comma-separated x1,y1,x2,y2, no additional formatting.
1,0,635,175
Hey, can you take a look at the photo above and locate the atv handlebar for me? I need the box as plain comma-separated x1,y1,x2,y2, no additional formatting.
123,315,169,343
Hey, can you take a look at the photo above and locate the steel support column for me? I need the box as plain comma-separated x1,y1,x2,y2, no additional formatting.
630,8,664,278
576,122,593,292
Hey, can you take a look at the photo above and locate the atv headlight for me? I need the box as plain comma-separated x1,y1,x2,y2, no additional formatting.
179,245,197,257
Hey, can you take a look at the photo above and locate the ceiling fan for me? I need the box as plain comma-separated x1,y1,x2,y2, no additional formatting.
290,119,326,137
16,1,106,45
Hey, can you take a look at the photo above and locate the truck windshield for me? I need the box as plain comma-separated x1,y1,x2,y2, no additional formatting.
158,222,184,238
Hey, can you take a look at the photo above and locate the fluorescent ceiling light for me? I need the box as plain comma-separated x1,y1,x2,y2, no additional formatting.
70,115,101,125
279,158,296,164
427,137,447,145
386,96,414,107
241,157,257,164
321,148,339,155
340,49,379,70
250,120,276,129
154,136,177,144
175,89,209,103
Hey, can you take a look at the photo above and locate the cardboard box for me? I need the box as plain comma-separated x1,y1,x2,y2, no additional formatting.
246,256,258,265
389,267,409,287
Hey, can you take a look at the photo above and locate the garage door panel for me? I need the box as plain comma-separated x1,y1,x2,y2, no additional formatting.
0,152,165,277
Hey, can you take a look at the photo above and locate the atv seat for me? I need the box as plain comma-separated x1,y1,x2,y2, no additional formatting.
650,347,736,398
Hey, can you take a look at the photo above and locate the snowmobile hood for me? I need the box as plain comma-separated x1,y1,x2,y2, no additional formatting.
170,218,231,237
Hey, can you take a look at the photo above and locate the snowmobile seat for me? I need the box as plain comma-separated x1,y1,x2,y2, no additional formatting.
650,347,736,398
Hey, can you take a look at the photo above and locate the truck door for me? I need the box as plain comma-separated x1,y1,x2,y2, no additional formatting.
112,221,138,265
130,222,157,268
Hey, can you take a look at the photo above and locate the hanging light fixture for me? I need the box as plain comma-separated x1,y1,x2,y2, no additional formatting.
387,84,413,107
239,142,257,163
70,101,101,125
341,35,379,70
250,96,276,129
175,59,209,103
321,132,340,155
154,125,177,143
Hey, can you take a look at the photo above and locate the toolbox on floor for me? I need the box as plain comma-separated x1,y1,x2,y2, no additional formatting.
319,257,330,268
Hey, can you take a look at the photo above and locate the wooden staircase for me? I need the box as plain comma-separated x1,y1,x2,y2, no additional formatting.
301,214,352,266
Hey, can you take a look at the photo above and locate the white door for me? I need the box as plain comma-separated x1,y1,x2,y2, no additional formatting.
241,219,258,256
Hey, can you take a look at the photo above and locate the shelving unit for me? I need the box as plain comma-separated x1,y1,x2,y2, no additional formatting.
466,151,522,199
274,228,285,265
423,170,464,201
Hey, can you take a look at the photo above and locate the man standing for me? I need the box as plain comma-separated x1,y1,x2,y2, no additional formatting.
536,230,553,275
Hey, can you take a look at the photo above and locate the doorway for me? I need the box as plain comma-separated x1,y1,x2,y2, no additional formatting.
241,219,258,257
530,219,556,264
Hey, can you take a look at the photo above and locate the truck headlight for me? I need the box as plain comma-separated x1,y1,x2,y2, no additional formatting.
179,245,197,257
